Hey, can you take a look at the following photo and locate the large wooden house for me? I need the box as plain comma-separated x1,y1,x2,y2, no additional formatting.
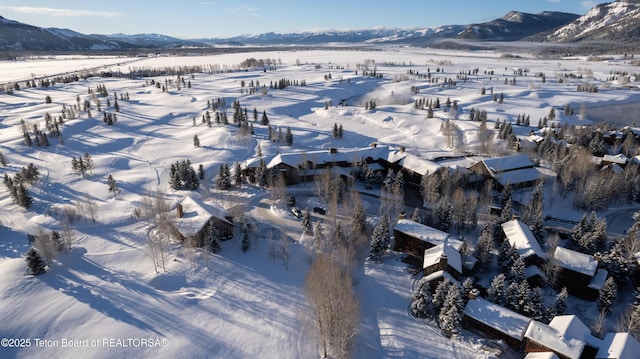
524,315,600,359
463,297,532,349
422,239,464,289
393,219,451,260
468,153,543,189
170,196,234,246
553,246,608,300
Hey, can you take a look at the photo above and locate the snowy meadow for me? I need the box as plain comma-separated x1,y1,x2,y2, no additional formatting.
1,47,640,359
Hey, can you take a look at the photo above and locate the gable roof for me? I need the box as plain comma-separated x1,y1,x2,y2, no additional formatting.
464,297,532,341
525,320,586,359
501,219,546,260
423,240,463,274
553,247,597,277
264,146,391,170
394,219,450,246
399,153,441,176
173,196,231,237
482,154,534,174
596,333,640,359
603,154,628,165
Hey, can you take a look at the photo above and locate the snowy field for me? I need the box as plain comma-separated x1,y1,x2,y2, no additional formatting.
1,47,639,358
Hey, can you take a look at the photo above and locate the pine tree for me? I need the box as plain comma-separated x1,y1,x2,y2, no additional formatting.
475,225,494,271
302,208,313,235
16,183,32,208
241,225,250,252
460,277,474,307
232,162,242,186
439,285,463,338
552,287,569,317
261,110,269,125
285,127,293,146
106,174,120,199
487,274,507,305
368,218,389,261
25,247,47,275
193,134,200,148
411,277,434,318
508,256,526,283
432,279,452,309
598,277,617,312
207,223,221,253
333,123,339,139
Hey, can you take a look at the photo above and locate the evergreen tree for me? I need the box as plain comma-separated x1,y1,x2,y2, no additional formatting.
193,134,200,148
434,199,452,232
215,164,231,190
525,287,544,321
368,217,389,261
207,223,221,253
83,153,94,175
460,277,474,307
232,162,242,186
241,225,250,252
411,277,434,319
16,183,32,208
508,256,526,283
432,279,452,309
552,287,569,318
333,123,339,139
106,174,120,199
598,277,617,312
475,225,494,271
25,247,47,275
439,285,463,338
302,208,313,236
285,127,294,146
261,110,269,125
487,274,507,305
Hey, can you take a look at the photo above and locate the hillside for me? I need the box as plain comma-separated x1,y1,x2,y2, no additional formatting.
533,0,640,43
456,11,579,41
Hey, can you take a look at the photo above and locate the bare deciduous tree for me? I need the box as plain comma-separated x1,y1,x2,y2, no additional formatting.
303,254,359,359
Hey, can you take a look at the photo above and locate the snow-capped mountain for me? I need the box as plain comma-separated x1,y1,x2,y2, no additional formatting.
0,15,206,51
539,0,640,43
456,11,579,41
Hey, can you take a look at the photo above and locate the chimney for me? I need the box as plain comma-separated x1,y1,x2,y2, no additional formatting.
176,203,184,218
439,253,448,270
468,288,480,300
329,147,338,154
400,146,405,153
398,211,406,220
370,142,378,148
593,252,602,262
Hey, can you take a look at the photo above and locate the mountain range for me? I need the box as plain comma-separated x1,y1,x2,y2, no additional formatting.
0,1,638,51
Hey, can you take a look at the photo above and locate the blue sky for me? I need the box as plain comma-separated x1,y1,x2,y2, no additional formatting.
0,0,602,38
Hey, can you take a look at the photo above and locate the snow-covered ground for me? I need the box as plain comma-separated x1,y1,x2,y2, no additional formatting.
1,47,639,358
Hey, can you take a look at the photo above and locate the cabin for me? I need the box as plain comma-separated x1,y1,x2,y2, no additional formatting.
463,297,532,349
553,246,608,300
596,333,640,359
171,196,234,246
468,153,543,189
422,239,463,288
393,219,451,260
502,219,546,266
398,153,441,187
524,315,601,359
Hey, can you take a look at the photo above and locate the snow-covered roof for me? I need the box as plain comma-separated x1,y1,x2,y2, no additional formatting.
524,265,547,281
633,155,640,165
494,167,544,187
394,219,450,246
525,353,560,359
399,153,441,176
553,247,597,277
386,149,408,164
482,154,534,174
264,146,392,170
423,241,462,274
173,196,231,237
501,219,546,260
423,270,459,285
525,320,586,359
588,268,608,290
549,315,599,347
596,332,640,359
601,163,624,174
463,297,531,341
603,154,628,165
